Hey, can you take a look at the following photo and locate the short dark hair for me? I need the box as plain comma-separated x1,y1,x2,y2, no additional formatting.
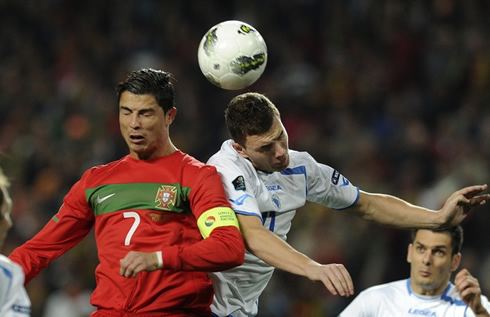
225,92,280,146
411,225,464,255
116,68,175,113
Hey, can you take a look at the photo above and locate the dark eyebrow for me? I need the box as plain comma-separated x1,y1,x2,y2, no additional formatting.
119,106,156,114
275,130,284,140
139,108,156,115
415,241,448,250
257,130,284,151
433,245,449,251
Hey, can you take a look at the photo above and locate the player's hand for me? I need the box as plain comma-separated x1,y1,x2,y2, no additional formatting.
305,262,354,297
439,185,489,228
454,269,490,316
120,251,160,278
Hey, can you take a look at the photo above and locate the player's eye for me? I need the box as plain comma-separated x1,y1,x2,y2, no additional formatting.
120,107,132,115
258,144,273,153
140,110,155,117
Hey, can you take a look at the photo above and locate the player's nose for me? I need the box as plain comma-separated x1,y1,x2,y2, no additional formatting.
129,114,141,129
273,143,286,158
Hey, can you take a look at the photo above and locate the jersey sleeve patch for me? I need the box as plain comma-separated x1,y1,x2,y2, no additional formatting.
331,170,340,185
197,207,240,238
232,176,246,191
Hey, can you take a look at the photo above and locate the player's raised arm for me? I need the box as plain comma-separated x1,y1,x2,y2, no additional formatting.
347,185,489,229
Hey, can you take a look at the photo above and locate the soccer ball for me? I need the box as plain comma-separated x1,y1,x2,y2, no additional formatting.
197,20,267,90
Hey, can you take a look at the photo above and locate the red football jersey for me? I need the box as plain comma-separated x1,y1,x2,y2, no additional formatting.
9,151,244,316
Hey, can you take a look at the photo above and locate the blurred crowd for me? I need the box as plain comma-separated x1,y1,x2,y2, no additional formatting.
1,1,490,316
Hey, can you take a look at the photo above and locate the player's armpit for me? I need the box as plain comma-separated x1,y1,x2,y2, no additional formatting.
197,207,240,238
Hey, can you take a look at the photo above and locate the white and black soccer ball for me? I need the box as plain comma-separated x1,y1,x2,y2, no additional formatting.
197,20,267,90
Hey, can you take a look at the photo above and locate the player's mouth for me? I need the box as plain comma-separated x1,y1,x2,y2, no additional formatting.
129,134,145,144
272,161,288,172
277,156,289,169
419,270,431,277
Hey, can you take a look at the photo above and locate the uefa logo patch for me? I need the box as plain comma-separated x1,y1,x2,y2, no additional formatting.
232,175,246,191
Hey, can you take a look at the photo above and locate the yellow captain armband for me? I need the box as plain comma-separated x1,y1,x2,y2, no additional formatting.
197,207,240,238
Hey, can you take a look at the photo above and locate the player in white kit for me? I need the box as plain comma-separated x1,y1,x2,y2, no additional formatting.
339,226,490,317
0,167,31,316
207,92,490,317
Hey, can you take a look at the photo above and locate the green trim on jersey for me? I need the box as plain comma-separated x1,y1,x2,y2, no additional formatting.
86,183,192,215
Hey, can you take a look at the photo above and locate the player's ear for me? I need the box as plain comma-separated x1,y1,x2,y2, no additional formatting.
165,107,177,125
232,142,248,159
451,253,461,272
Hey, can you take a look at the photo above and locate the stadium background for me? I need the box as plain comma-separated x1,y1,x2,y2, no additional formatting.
1,1,490,316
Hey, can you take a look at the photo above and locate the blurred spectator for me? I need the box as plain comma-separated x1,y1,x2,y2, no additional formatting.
42,276,95,317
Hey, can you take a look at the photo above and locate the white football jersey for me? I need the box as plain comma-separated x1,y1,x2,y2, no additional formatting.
339,279,490,317
0,255,31,316
208,140,359,317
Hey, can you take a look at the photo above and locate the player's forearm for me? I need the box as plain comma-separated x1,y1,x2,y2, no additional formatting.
8,247,48,284
352,191,442,229
469,296,490,317
161,226,244,271
473,305,490,317
244,228,316,276
8,215,92,284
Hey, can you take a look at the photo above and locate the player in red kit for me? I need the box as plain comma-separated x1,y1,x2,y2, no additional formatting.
9,68,245,317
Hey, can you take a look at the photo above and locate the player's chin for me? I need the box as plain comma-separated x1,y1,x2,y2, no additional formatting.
129,144,152,158
279,157,290,170
273,161,289,172
128,144,144,154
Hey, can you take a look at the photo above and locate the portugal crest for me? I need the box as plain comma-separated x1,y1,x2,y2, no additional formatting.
155,185,177,210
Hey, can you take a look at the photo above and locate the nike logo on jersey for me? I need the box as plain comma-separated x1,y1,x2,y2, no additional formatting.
96,193,115,204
